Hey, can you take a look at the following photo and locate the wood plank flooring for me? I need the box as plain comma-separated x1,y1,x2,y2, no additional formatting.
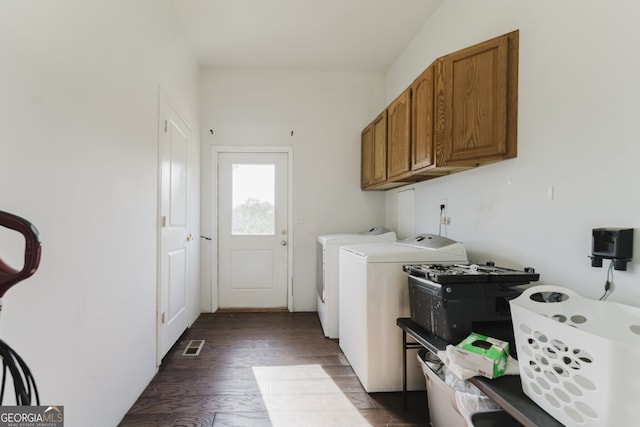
119,312,429,427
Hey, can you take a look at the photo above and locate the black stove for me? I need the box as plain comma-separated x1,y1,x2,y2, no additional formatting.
404,262,540,344
403,263,539,285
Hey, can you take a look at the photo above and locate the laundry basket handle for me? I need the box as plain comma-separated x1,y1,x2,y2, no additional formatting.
0,211,42,298
519,284,579,303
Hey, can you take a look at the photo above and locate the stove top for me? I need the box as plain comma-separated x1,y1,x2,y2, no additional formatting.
403,263,539,285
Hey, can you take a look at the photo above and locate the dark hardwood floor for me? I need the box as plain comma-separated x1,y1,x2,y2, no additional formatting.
119,312,429,427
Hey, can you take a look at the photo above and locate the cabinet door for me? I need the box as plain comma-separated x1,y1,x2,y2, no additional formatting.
411,64,436,170
387,88,411,179
361,123,374,189
371,111,387,184
440,34,511,164
361,112,387,189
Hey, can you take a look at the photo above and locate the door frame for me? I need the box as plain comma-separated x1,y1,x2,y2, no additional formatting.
211,146,294,312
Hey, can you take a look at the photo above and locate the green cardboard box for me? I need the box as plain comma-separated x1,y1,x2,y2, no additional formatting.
454,332,509,379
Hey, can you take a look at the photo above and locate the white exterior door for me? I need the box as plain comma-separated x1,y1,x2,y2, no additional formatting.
158,96,191,359
217,151,290,309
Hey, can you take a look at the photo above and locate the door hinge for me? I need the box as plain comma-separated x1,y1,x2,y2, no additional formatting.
164,119,168,133
161,216,167,227
161,312,166,324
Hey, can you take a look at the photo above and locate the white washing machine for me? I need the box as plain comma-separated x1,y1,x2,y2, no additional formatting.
338,234,467,392
317,227,396,338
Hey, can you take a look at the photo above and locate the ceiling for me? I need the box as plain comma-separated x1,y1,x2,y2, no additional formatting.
170,0,443,72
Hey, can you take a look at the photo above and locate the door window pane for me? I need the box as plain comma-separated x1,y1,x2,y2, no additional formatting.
232,164,275,235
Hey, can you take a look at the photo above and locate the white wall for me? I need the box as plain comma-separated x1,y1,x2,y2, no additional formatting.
0,1,200,425
200,69,387,311
384,0,640,305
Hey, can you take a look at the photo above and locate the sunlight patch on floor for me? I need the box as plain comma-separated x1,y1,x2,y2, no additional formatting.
252,364,371,426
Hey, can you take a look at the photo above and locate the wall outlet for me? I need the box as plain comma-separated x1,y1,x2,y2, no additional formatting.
440,199,449,225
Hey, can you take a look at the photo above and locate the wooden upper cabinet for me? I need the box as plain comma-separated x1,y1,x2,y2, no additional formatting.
359,30,518,190
361,111,387,189
438,30,518,166
387,88,411,179
411,63,437,171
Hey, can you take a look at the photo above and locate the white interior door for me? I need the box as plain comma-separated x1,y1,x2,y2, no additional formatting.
217,151,289,309
158,96,192,359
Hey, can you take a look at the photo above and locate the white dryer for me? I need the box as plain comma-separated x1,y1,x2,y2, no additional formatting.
317,227,396,338
338,234,467,392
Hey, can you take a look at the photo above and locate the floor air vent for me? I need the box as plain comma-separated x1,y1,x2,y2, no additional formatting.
182,339,205,356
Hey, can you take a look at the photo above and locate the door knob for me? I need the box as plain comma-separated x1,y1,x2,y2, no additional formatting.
187,234,194,241
281,240,287,246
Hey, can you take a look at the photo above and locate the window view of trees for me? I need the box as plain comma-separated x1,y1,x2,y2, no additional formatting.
232,197,275,235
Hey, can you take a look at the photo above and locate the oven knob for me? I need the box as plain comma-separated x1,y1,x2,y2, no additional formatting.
445,287,452,293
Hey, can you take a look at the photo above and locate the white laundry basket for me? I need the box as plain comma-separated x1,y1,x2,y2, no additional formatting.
510,285,640,427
